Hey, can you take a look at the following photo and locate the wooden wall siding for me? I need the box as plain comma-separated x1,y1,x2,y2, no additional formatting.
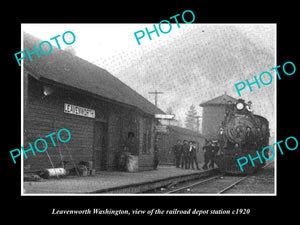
138,116,155,171
105,106,142,170
24,76,95,171
24,74,157,172
106,110,121,170
157,133,173,164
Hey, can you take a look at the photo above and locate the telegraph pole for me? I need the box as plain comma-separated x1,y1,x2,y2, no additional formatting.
149,90,164,170
148,90,164,107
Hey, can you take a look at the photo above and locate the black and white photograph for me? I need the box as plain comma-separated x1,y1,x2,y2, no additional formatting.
20,23,276,195
4,5,299,220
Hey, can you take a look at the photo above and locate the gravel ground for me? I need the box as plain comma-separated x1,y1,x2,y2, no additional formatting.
225,163,275,194
172,176,246,194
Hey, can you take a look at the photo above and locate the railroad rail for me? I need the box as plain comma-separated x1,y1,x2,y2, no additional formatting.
165,162,273,194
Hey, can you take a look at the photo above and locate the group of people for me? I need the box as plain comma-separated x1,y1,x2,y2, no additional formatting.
173,140,219,170
173,140,199,170
172,139,220,170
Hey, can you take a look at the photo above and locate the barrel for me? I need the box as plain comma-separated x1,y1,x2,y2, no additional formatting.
127,155,139,172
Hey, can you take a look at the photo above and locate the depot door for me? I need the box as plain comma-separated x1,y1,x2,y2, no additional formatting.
93,122,108,171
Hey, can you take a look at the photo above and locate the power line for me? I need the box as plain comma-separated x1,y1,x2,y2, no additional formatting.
148,90,164,107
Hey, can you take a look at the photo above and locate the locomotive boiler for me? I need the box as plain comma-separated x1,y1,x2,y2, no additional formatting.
215,98,270,174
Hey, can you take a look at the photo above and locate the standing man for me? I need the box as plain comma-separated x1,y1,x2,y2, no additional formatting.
202,140,213,170
209,141,219,169
218,127,228,152
190,141,199,170
188,141,194,169
117,132,136,171
153,135,160,170
181,140,189,169
124,132,137,155
173,139,183,168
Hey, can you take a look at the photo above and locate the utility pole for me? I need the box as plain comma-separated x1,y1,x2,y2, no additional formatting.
148,90,164,107
149,90,163,170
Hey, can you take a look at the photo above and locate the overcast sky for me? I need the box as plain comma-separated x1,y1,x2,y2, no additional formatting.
22,23,276,135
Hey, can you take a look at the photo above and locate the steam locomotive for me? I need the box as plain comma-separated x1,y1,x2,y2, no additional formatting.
215,98,270,174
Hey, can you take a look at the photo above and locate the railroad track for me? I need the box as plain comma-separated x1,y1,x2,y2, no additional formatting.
165,175,245,194
165,162,273,194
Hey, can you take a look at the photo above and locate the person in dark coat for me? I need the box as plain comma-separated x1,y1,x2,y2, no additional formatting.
124,132,138,155
202,141,213,170
181,140,189,169
209,141,219,169
190,141,199,170
153,145,159,170
187,141,193,169
116,132,136,171
173,139,183,168
218,127,228,152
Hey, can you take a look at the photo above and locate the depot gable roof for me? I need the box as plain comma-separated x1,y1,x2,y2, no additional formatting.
200,93,237,107
23,33,164,115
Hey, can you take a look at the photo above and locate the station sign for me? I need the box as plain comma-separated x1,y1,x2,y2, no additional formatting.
155,125,168,133
64,103,95,118
154,114,175,120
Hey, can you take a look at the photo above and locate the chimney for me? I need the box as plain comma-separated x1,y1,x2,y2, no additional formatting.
64,46,76,56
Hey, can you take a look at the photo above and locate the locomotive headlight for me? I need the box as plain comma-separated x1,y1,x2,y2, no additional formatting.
236,102,244,110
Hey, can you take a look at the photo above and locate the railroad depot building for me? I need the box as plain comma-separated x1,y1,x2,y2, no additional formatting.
200,93,237,139
23,33,164,173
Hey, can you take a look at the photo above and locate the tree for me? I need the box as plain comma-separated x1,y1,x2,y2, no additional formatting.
185,104,198,131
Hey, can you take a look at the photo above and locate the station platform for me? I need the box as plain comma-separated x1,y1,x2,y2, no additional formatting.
23,165,217,194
